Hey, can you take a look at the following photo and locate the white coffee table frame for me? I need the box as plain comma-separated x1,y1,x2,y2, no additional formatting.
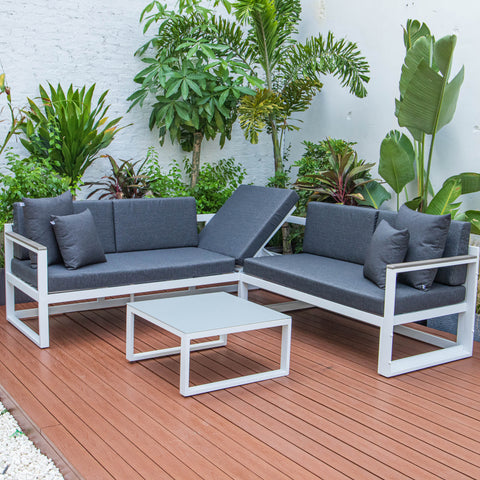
126,292,292,396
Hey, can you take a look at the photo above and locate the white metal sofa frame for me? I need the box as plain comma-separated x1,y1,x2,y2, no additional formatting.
4,210,479,377
238,215,480,377
3,208,294,349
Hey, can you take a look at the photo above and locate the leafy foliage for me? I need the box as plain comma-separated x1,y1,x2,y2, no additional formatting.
20,84,125,190
232,0,370,174
85,155,151,200
294,140,387,207
186,157,247,213
129,3,258,187
0,152,70,225
378,19,480,232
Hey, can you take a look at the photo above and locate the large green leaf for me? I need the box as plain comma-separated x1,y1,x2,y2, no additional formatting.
378,130,415,193
356,181,391,209
463,210,480,235
396,35,464,137
425,177,462,215
445,172,480,195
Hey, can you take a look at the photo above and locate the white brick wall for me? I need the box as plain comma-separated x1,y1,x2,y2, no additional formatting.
0,0,478,208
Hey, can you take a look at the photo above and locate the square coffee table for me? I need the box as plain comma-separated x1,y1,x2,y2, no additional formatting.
126,292,292,396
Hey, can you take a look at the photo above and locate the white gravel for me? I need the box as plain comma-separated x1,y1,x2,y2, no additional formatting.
0,400,63,480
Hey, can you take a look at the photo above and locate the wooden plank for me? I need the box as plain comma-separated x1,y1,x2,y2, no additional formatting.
2,290,480,480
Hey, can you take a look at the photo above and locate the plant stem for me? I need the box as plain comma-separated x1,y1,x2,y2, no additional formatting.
190,131,203,188
424,129,437,210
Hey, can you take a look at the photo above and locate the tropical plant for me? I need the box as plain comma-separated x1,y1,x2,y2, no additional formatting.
20,84,125,191
294,139,389,208
128,2,258,187
295,138,358,178
0,152,70,267
294,140,386,207
85,155,151,200
232,0,370,178
0,73,25,156
378,19,480,232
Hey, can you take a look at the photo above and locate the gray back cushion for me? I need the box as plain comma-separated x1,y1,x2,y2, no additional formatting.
303,203,378,265
73,200,116,253
13,202,29,260
113,197,198,252
395,205,451,290
23,191,74,266
198,185,299,264
378,208,469,286
434,220,470,286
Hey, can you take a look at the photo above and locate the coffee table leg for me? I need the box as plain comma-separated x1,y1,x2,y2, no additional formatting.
179,336,191,396
280,322,292,374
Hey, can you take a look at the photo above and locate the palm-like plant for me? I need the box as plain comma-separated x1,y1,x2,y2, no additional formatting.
20,84,125,190
232,0,370,179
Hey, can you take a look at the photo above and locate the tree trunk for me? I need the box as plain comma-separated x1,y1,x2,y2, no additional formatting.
190,131,204,188
270,119,283,175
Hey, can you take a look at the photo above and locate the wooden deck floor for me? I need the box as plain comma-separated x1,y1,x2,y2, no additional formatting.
1,290,480,479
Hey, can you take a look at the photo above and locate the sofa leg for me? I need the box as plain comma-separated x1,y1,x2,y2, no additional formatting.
377,323,394,377
238,281,249,300
38,301,50,348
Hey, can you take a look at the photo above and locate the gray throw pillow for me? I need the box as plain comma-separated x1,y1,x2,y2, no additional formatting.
396,205,451,290
363,220,410,289
51,209,106,270
23,191,74,266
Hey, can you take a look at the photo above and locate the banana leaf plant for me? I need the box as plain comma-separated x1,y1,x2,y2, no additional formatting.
378,20,480,233
20,84,126,191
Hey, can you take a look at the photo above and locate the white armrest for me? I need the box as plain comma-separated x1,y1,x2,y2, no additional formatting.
285,215,306,226
386,254,477,274
197,213,215,225
4,230,47,253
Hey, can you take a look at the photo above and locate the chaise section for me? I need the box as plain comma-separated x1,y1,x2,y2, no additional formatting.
243,253,466,315
12,248,235,292
198,185,298,264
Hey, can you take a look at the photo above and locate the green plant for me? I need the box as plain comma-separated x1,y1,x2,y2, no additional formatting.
186,157,247,213
85,155,151,199
294,140,386,207
128,2,258,187
378,19,480,232
232,0,370,179
0,152,70,267
0,73,25,156
144,149,190,199
295,139,358,179
20,84,125,191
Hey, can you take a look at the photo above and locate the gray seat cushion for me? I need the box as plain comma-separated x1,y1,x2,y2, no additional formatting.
198,185,299,264
11,247,235,293
113,197,198,252
244,254,465,316
303,203,378,265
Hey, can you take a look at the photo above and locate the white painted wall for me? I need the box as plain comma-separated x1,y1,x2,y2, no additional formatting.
0,0,478,208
